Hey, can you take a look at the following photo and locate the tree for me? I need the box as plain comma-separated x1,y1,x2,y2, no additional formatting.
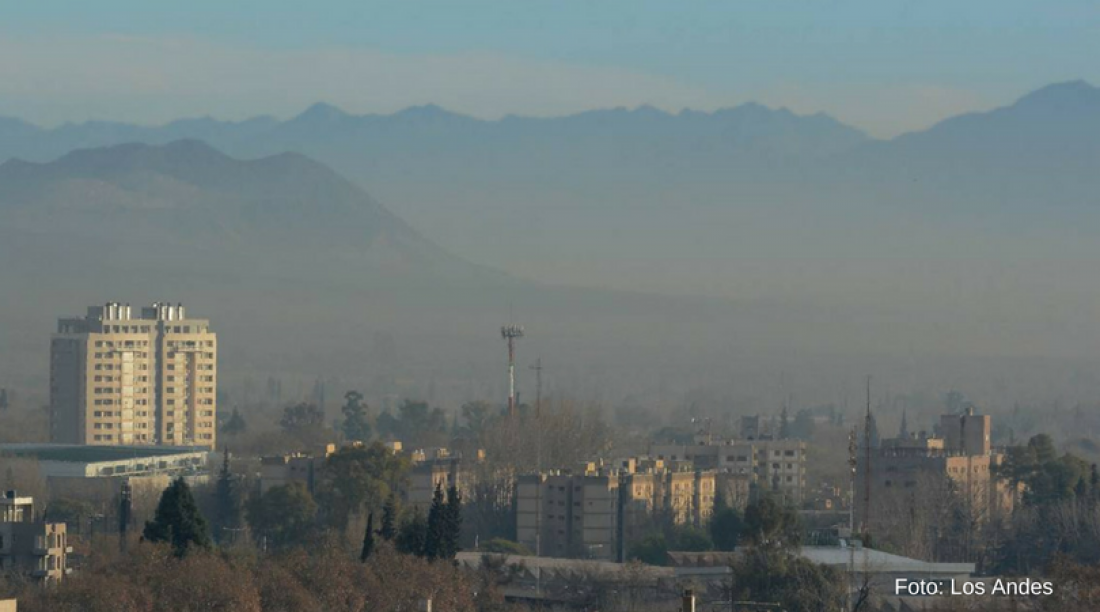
213,448,242,542
779,405,791,439
360,512,376,562
222,409,247,437
380,494,398,541
709,495,743,551
627,533,668,565
442,484,463,560
341,390,372,442
0,388,8,411
424,484,447,560
279,403,325,440
316,442,410,530
143,477,212,557
246,482,318,550
396,508,428,556
743,495,801,551
729,546,845,612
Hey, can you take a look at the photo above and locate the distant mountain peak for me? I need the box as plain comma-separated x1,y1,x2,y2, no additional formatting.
292,102,350,123
1014,80,1098,109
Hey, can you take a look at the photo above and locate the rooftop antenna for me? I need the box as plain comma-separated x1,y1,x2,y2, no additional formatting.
862,375,873,540
501,324,525,417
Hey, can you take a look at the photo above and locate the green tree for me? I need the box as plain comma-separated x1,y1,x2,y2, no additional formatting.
246,482,318,550
222,408,247,437
143,477,211,557
743,495,801,551
380,494,398,541
316,442,410,530
627,533,668,565
396,508,428,556
280,403,325,438
730,546,845,612
213,448,243,542
424,484,447,560
673,526,713,552
442,484,463,560
360,512,376,562
709,495,743,551
341,391,372,442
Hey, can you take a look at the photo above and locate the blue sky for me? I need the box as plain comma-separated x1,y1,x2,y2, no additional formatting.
2,1,1098,136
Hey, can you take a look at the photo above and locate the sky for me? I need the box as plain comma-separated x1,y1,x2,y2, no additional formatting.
1,1,1098,137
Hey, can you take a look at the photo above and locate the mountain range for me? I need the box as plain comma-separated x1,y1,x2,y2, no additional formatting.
2,81,1100,408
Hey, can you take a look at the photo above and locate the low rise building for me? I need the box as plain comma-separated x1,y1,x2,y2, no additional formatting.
0,491,70,583
516,459,717,561
651,433,807,505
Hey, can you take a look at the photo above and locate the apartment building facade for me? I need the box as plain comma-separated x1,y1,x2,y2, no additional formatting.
50,302,217,448
651,434,807,504
516,459,717,561
0,491,70,583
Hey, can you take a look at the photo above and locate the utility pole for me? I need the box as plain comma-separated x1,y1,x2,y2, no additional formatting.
501,325,525,417
848,426,858,611
862,375,873,541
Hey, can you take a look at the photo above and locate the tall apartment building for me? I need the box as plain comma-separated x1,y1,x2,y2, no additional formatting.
50,302,217,448
0,491,70,583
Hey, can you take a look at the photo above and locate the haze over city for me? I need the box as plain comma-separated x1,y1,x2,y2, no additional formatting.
2,3,1100,611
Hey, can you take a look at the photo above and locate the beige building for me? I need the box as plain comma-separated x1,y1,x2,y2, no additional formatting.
405,447,483,512
50,302,217,448
516,459,717,561
0,491,70,583
856,409,1013,531
651,434,807,504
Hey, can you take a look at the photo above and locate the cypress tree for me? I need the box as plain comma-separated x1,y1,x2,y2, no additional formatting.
360,512,375,562
395,507,428,556
143,477,211,557
442,484,462,560
380,494,398,541
423,483,447,560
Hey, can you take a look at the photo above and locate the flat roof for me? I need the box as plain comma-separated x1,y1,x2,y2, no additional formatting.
0,444,207,464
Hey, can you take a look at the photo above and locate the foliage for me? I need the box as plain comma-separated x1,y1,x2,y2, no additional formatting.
375,399,449,448
424,484,463,561
143,477,212,557
360,512,375,562
279,403,325,442
221,408,247,437
709,494,744,551
396,507,428,556
627,533,668,565
743,494,801,551
479,538,533,556
315,441,410,530
729,546,845,612
213,449,243,541
246,482,318,550
380,494,398,541
340,390,372,443
44,497,95,527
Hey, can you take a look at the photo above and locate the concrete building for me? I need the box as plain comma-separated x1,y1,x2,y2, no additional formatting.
856,409,1013,531
0,491,70,583
406,447,483,512
651,434,807,505
259,444,337,495
50,302,217,448
516,459,717,561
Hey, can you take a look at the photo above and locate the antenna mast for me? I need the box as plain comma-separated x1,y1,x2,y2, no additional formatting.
501,325,525,417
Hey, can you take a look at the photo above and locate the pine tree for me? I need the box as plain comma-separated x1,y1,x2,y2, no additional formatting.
143,477,212,557
423,483,447,560
779,405,791,439
214,448,239,542
395,508,428,556
442,485,463,560
380,494,398,541
360,512,375,562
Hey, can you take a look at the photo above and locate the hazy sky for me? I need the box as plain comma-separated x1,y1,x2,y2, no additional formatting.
1,1,1098,137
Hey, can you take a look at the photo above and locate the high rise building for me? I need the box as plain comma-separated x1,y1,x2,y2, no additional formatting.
49,302,217,448
0,490,70,583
